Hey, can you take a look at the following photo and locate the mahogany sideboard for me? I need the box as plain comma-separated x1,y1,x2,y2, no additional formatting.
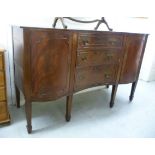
12,26,148,133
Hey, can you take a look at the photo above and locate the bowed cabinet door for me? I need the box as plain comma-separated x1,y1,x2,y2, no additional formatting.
119,34,148,84
30,30,72,101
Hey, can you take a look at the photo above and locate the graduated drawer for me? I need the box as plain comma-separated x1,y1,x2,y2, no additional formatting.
78,33,123,49
0,71,5,86
77,49,121,67
75,64,118,91
0,87,6,101
0,54,4,70
0,102,7,113
0,101,9,122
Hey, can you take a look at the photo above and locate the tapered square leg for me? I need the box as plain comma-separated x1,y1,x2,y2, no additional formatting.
15,85,20,108
25,100,32,134
66,95,73,122
129,81,137,102
110,85,118,108
106,85,109,88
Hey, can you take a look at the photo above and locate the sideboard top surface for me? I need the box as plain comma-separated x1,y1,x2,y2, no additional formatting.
16,26,149,36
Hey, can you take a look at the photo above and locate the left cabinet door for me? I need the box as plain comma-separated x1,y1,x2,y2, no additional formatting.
30,30,72,101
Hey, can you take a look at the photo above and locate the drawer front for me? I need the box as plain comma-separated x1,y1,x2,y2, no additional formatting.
0,54,4,70
77,49,121,67
0,101,9,122
0,71,5,86
75,65,118,91
78,33,123,49
0,87,6,101
0,101,7,114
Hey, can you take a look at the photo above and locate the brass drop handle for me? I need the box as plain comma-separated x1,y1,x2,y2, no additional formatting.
82,37,89,45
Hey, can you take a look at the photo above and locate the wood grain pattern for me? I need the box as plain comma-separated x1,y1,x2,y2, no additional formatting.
119,34,148,84
30,30,71,100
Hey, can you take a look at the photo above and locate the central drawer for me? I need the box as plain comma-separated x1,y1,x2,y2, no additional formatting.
77,49,121,67
75,64,119,91
78,33,123,49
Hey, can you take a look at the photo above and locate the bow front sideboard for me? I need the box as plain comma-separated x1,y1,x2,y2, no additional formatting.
12,26,148,133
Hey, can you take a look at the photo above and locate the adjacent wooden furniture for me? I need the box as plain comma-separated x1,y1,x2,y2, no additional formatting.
12,26,148,133
0,49,10,124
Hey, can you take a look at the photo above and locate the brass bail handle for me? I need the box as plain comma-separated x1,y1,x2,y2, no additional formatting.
52,17,113,31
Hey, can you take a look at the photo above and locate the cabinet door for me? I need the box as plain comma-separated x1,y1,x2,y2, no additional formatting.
30,30,71,100
119,34,147,84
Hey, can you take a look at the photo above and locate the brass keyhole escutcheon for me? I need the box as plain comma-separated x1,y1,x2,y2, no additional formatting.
81,56,87,61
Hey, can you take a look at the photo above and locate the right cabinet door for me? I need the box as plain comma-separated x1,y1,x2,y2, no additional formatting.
119,34,148,84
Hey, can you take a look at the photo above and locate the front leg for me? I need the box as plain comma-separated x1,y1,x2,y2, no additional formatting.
15,85,20,108
110,84,118,108
129,81,138,102
25,100,32,134
65,95,73,122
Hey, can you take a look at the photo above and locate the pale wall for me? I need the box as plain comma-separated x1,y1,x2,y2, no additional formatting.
0,17,154,105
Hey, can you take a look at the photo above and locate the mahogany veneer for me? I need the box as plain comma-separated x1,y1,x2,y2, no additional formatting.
12,26,148,133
